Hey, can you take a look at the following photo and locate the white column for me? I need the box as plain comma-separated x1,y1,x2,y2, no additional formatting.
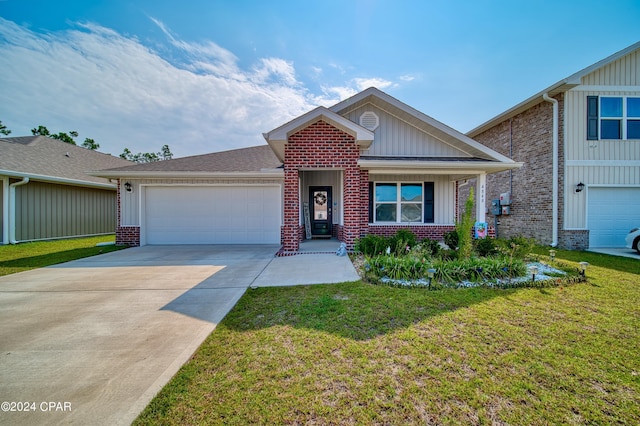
2,177,8,244
476,173,486,223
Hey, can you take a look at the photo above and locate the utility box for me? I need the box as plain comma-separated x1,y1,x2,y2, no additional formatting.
491,199,501,215
502,205,511,215
499,191,512,206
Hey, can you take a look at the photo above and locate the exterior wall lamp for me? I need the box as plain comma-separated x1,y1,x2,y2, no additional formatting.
124,182,132,192
575,182,585,193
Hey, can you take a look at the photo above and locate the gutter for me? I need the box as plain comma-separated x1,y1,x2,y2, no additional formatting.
543,93,559,247
0,169,116,190
9,177,29,244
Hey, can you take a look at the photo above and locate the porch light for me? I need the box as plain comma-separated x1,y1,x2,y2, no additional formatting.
529,265,539,283
124,182,132,192
427,268,436,289
549,249,556,261
575,182,585,193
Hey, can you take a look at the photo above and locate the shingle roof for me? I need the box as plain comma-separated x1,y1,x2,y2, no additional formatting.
0,136,133,186
99,144,282,173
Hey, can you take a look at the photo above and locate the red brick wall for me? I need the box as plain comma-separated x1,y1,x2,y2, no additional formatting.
115,179,141,246
469,93,587,249
283,120,362,251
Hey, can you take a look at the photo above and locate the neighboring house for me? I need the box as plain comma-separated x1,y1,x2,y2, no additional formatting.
467,41,640,250
93,88,521,252
0,136,132,244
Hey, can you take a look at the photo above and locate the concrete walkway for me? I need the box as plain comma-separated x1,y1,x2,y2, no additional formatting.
0,244,358,425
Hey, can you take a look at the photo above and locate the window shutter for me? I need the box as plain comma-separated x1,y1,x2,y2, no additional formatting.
423,182,434,223
587,96,598,140
368,182,374,223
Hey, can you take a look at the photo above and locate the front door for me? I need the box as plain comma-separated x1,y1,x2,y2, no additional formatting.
309,186,332,237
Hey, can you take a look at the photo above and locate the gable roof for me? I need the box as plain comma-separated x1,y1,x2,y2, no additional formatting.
263,106,375,161
0,136,132,188
468,41,640,137
330,87,518,165
92,145,283,178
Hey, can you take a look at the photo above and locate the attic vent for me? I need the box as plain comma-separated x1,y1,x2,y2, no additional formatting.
359,111,379,131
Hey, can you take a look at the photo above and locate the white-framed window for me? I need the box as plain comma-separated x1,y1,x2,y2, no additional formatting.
588,95,640,140
374,182,423,223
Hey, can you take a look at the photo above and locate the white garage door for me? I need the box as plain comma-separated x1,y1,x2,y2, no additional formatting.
588,187,640,248
144,186,281,245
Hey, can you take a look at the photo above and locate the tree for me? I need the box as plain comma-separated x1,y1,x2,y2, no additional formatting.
0,120,11,136
120,145,173,163
82,138,100,150
31,125,99,150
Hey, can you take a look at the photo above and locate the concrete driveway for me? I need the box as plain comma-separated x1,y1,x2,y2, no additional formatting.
0,245,284,426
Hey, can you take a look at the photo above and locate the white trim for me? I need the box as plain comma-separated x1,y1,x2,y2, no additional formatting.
569,85,640,92
92,170,284,179
359,159,522,175
372,181,426,224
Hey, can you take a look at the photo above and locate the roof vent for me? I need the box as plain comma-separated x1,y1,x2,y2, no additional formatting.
359,111,379,131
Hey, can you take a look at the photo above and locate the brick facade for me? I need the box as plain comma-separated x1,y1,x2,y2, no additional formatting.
283,120,362,251
469,93,587,249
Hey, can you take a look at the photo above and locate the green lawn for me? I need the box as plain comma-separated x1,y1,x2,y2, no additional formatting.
136,249,640,425
0,235,126,276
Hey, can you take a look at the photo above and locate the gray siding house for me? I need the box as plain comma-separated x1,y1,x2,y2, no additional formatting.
1,136,132,244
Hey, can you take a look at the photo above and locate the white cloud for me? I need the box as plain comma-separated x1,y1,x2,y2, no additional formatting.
353,77,395,91
0,18,399,158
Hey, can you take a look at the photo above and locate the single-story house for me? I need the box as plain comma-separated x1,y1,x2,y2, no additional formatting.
1,136,132,244
93,87,521,252
466,41,640,250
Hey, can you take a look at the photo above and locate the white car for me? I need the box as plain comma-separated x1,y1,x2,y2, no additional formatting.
625,228,640,254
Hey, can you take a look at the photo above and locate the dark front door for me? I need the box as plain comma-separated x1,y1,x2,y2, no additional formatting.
309,186,332,237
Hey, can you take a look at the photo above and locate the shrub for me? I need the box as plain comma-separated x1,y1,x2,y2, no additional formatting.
496,235,536,260
389,228,417,256
474,237,498,257
417,238,441,257
443,230,458,251
354,234,389,257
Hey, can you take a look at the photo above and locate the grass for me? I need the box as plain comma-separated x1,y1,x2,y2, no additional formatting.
135,248,640,425
0,235,126,276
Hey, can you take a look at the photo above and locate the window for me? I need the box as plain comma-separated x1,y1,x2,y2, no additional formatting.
371,182,434,223
588,96,640,140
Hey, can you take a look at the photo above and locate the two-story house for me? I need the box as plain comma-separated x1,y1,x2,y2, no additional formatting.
467,41,640,250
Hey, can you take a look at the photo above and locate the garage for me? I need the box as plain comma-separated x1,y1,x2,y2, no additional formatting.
587,187,640,248
144,186,281,245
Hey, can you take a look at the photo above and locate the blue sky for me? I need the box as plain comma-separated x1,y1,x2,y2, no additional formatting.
1,1,639,158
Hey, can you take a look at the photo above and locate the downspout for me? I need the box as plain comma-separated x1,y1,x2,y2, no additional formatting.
2,177,8,244
543,93,559,247
9,177,29,244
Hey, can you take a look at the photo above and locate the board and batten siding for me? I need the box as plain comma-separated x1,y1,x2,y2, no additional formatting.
369,174,456,224
120,178,284,226
581,49,640,86
342,104,469,158
14,180,116,242
564,86,640,229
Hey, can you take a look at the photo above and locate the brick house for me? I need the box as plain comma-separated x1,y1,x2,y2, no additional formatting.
467,41,640,250
94,88,521,251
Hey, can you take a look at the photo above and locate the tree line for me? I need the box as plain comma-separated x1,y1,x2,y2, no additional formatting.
0,119,172,163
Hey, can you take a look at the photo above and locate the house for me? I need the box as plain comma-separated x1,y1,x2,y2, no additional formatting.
1,136,132,244
467,41,640,250
93,88,521,252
